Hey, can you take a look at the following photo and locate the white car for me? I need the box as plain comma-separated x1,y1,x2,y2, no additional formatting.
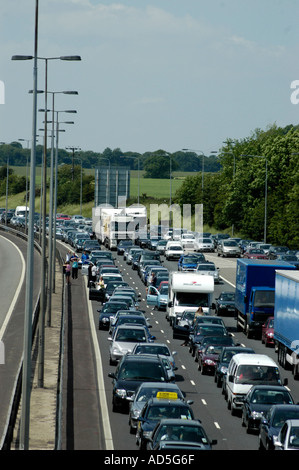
165,244,184,260
108,325,151,365
180,233,199,252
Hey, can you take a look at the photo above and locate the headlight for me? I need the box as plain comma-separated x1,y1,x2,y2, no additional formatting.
115,388,127,398
266,332,274,338
143,431,153,439
131,409,141,419
251,411,264,420
220,366,228,374
204,359,216,366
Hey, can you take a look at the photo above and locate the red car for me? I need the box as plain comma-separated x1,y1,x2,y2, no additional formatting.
197,344,223,375
261,316,274,347
243,248,268,259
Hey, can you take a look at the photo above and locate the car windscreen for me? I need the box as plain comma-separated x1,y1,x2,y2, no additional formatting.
235,365,280,384
115,328,147,343
176,292,209,307
118,361,166,381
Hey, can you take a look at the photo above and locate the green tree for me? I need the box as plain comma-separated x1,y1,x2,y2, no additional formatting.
143,153,178,179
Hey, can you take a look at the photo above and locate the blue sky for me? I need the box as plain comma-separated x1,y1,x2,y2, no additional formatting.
1,0,299,156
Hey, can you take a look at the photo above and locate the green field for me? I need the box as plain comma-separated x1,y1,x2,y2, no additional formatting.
1,167,229,235
9,166,187,200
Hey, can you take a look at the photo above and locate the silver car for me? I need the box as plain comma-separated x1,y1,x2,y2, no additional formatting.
108,324,151,365
197,238,215,252
127,382,185,434
196,262,220,283
217,239,241,258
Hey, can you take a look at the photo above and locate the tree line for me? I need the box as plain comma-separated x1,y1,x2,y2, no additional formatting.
174,124,299,249
0,142,220,176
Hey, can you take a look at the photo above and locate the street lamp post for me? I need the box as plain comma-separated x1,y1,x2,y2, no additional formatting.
18,139,30,233
12,53,81,389
241,154,268,243
52,112,76,292
39,91,78,328
182,149,206,193
11,0,39,450
98,157,111,205
121,155,140,204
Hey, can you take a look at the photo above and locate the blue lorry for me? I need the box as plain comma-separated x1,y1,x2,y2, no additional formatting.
235,259,295,338
274,270,299,378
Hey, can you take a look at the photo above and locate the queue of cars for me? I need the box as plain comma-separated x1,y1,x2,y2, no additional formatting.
59,220,299,451
77,240,220,450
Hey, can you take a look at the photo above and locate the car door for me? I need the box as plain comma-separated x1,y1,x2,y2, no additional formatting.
146,286,159,307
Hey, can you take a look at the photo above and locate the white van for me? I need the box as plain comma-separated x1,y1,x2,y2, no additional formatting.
15,205,29,218
225,354,287,415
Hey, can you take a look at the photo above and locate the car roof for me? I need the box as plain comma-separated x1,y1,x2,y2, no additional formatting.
231,353,278,366
146,397,190,407
116,325,146,331
135,342,170,348
249,385,289,391
156,418,202,426
123,353,164,362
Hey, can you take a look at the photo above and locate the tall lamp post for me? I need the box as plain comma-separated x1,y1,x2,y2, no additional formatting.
52,112,76,292
121,155,140,204
12,53,81,390
182,149,206,193
18,139,30,232
241,154,268,243
11,0,39,450
39,90,78,328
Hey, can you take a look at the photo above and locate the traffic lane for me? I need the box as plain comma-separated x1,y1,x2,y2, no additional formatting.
0,232,41,443
96,254,250,450
0,235,24,331
90,253,255,450
95,250,299,450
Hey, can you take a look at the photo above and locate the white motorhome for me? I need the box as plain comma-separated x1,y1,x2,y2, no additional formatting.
166,272,215,326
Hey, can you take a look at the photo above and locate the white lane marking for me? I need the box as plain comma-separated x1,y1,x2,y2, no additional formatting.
181,365,186,370
214,422,221,429
190,380,196,386
84,282,114,450
0,236,26,342
201,399,207,405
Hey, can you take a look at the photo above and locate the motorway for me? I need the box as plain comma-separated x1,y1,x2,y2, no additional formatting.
0,232,41,446
2,231,299,451
86,250,299,451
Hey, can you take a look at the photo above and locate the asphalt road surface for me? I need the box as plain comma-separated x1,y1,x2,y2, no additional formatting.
85,250,299,451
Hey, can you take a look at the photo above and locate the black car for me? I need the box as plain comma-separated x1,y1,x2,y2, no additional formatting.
108,354,171,412
241,385,294,434
194,334,236,364
215,292,236,316
146,418,217,451
259,404,299,450
104,281,129,301
98,301,129,329
214,346,255,388
136,396,194,450
188,323,229,357
268,246,289,259
117,240,133,255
